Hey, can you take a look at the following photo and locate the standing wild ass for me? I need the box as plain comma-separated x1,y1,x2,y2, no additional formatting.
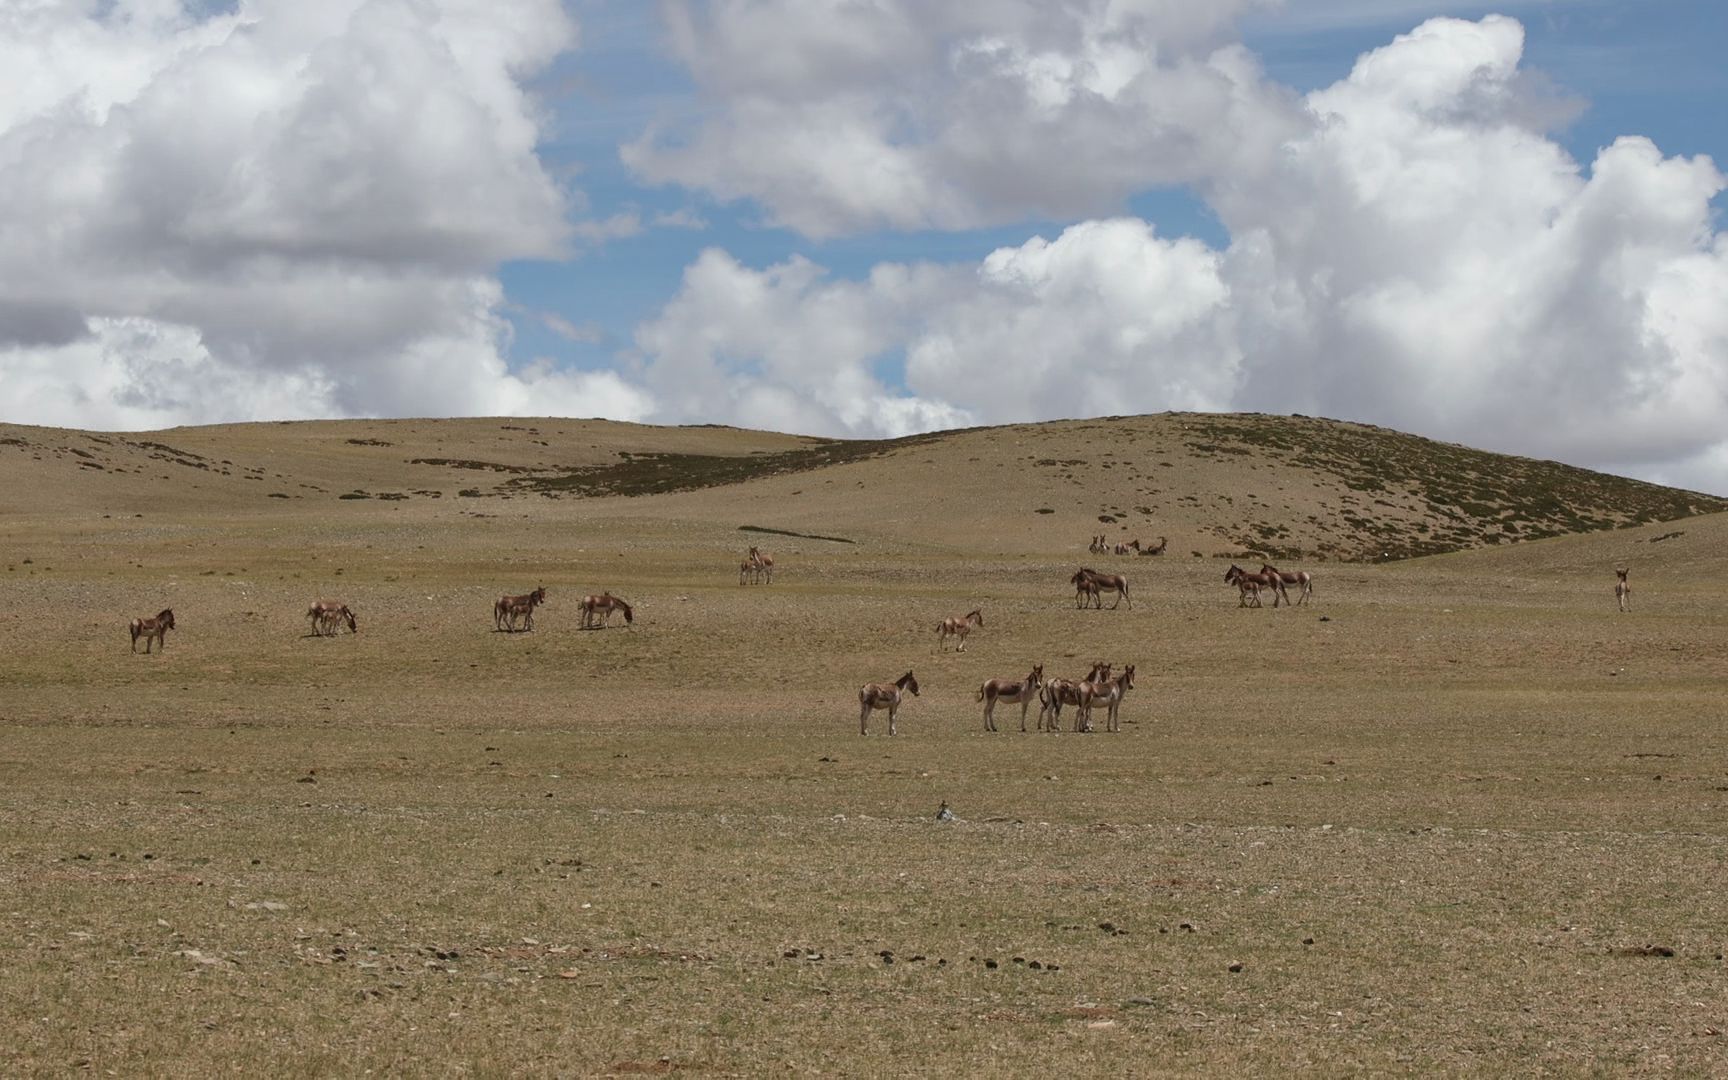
978,664,1043,732
748,546,774,585
859,671,919,735
1615,568,1631,612
1071,568,1131,609
495,586,547,632
1076,664,1135,733
1038,663,1110,732
129,609,175,653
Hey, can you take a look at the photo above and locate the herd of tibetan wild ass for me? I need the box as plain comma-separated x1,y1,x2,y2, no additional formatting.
124,541,1638,736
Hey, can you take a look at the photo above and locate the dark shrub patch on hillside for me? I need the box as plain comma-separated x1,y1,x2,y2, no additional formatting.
508,432,957,498
1178,415,1728,559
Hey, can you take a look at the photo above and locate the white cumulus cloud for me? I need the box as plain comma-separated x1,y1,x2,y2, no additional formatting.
0,0,630,429
624,0,1296,236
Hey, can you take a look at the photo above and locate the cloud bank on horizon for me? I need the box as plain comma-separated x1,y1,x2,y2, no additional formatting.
1,1,1724,492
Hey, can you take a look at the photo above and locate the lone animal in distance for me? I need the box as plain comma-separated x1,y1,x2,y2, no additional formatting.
129,608,175,654
747,546,774,585
307,600,358,636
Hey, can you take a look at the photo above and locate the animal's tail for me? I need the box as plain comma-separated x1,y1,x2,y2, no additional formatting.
976,685,986,702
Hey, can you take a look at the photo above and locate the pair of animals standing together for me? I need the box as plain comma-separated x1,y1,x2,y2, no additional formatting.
858,662,1136,736
738,546,775,586
493,586,633,632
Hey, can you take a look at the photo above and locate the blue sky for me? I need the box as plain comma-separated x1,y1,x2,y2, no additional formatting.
2,1,1725,491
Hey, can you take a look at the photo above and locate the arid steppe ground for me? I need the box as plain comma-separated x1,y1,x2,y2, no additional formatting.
2,416,1726,1076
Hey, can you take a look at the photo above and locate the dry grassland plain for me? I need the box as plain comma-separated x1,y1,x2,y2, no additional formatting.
2,416,1727,1077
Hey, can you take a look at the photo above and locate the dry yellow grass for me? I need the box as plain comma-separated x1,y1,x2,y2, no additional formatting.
2,416,1726,1076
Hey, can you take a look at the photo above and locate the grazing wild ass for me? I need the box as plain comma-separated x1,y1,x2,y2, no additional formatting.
978,664,1043,732
495,586,546,632
859,671,919,735
129,609,175,654
1261,564,1312,605
1071,568,1131,609
307,600,358,636
937,609,984,652
1615,568,1631,612
580,592,634,629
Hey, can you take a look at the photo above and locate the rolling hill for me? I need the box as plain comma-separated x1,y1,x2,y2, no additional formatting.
2,412,1721,560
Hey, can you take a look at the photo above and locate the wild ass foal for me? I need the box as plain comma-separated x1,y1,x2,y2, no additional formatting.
859,671,919,735
129,609,175,653
978,664,1043,732
580,592,634,629
495,586,546,632
937,609,984,652
1224,565,1279,607
1071,568,1131,609
1072,571,1101,608
307,600,358,636
1615,568,1631,612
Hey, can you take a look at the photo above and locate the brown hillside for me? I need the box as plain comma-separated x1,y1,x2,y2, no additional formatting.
2,413,1720,559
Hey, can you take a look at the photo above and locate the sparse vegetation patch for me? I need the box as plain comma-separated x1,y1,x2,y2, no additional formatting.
510,432,955,498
